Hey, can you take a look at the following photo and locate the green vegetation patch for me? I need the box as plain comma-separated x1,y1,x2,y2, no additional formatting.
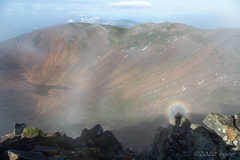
88,148,102,158
107,26,127,45
105,25,171,50
31,36,41,46
78,148,102,159
124,30,168,49
155,47,165,54
81,40,87,49
68,23,92,30
130,76,145,86
36,137,64,147
104,23,192,51
135,92,159,105
165,23,176,31
23,126,45,137
130,71,154,87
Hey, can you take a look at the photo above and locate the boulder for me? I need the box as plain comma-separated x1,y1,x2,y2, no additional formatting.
145,145,152,155
81,128,90,137
76,124,123,155
234,112,240,130
151,113,239,160
203,112,234,136
186,124,228,160
129,146,141,155
152,127,169,160
13,123,27,135
7,149,46,160
34,145,60,153
53,131,66,137
89,124,103,136
56,155,74,160
152,113,192,160
99,130,123,152
59,136,80,151
203,112,240,147
56,155,67,160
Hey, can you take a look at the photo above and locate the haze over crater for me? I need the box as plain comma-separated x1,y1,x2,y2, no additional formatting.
1,22,240,148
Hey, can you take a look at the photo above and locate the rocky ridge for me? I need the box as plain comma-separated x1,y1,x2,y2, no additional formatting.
1,112,240,160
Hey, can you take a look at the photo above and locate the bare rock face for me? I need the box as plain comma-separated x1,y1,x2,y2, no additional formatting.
81,128,90,137
89,124,103,136
53,131,66,137
7,149,46,160
13,123,27,135
152,127,169,160
186,124,228,160
203,112,240,148
34,145,60,153
80,124,103,138
203,112,234,138
152,114,190,160
234,112,240,130
76,124,124,156
152,113,239,160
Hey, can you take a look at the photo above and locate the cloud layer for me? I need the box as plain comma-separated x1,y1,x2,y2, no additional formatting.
67,19,74,23
109,1,152,8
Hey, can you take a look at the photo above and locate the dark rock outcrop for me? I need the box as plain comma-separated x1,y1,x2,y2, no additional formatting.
81,128,90,137
0,133,44,159
1,112,240,159
13,123,27,135
76,124,123,155
186,124,228,159
152,112,240,160
90,124,103,136
152,127,169,159
234,112,240,130
52,131,66,137
34,145,60,153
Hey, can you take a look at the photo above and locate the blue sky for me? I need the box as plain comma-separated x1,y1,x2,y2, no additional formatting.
0,0,240,41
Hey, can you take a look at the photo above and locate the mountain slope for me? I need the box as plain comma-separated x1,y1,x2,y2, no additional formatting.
0,22,240,139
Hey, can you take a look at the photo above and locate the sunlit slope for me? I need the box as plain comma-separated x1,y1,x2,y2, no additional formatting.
0,22,240,135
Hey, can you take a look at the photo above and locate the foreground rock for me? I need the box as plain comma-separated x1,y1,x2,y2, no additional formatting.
0,123,148,160
7,149,46,160
234,112,240,130
186,124,228,159
34,145,60,153
1,112,240,159
152,113,191,159
75,124,126,158
13,123,27,135
152,112,240,160
203,112,240,149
